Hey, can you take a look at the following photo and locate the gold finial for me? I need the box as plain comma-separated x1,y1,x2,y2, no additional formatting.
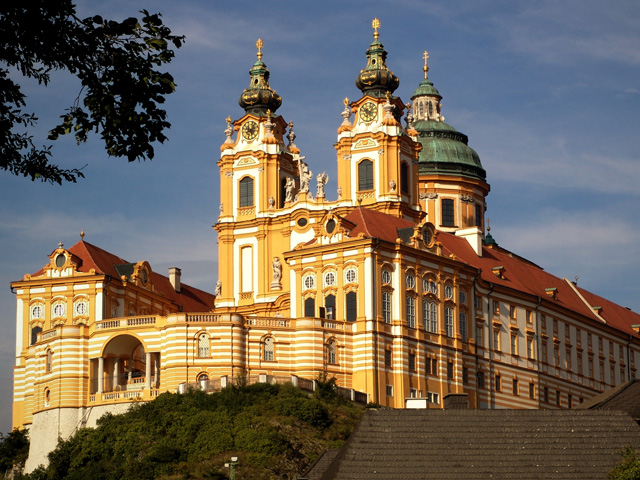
266,109,272,119
343,97,349,106
225,116,232,124
385,91,391,100
423,50,429,79
405,102,412,112
372,18,380,40
288,121,294,129
487,218,491,232
256,38,264,61
80,229,85,240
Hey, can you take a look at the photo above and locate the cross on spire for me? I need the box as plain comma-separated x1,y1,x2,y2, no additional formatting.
372,18,380,40
256,38,263,61
423,50,430,79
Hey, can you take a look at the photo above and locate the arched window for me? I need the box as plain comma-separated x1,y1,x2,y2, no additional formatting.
346,291,357,322
358,160,374,191
400,162,409,194
239,177,254,207
197,333,210,358
197,372,209,382
31,326,42,345
324,294,336,320
327,340,337,365
264,337,275,361
428,101,433,117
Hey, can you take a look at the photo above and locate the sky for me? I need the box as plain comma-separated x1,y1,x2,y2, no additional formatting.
1,0,639,432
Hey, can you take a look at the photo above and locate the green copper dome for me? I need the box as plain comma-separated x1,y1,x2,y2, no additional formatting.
410,51,485,182
238,39,282,116
413,119,486,181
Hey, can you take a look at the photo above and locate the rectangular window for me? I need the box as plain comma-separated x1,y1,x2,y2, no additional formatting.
241,246,253,293
556,390,561,406
512,378,518,396
476,325,483,347
542,341,548,363
409,388,417,398
459,313,467,341
576,328,581,345
493,329,501,351
409,352,416,372
427,392,440,404
554,346,560,366
425,357,432,375
447,361,454,380
304,297,315,317
475,296,482,310
511,333,518,356
588,358,594,378
385,349,392,368
445,307,453,337
346,291,357,322
406,296,416,328
495,374,501,392
423,300,438,333
566,349,572,370
386,385,393,397
442,198,455,226
529,382,535,399
526,310,533,323
358,160,374,191
382,291,392,324
577,353,583,375
527,337,534,359
509,305,517,319
553,319,558,334
462,367,468,385
544,386,549,403
493,300,500,315
432,358,438,377
475,204,482,228
568,393,572,408
477,370,485,388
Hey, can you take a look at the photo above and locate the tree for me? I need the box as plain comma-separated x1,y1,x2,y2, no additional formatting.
0,1,183,184
609,447,640,480
0,429,29,475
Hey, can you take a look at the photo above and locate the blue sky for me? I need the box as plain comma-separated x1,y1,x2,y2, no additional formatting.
1,1,639,432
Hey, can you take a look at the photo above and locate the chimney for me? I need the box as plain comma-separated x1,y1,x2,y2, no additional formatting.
169,267,181,293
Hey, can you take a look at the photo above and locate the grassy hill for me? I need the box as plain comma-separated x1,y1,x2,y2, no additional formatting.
16,379,366,480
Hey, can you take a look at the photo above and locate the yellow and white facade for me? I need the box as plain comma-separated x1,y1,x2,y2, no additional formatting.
13,21,640,470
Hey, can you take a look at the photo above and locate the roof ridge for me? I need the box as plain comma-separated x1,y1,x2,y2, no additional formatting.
564,277,606,324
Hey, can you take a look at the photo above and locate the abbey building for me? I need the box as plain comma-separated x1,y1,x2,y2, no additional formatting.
12,20,640,470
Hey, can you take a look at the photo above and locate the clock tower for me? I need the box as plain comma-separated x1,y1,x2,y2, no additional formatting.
335,19,423,222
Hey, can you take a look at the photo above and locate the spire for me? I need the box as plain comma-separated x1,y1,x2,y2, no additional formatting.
423,50,429,79
238,38,282,116
355,18,399,97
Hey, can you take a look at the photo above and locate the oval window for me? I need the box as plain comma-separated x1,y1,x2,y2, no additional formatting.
326,219,336,234
297,217,308,227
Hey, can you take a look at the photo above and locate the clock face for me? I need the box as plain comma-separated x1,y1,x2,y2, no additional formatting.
242,121,259,141
360,102,377,122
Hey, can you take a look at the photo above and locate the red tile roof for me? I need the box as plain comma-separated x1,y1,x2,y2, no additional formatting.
343,207,415,243
341,207,640,338
32,240,215,313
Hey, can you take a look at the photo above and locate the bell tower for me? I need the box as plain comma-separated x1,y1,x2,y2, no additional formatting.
215,40,299,310
335,19,423,222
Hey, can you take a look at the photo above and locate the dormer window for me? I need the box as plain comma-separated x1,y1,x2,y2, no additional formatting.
55,254,66,268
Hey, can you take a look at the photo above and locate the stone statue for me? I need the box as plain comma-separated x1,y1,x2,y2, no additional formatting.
299,161,312,193
214,280,222,297
316,172,328,198
272,257,282,283
271,257,282,291
285,177,295,203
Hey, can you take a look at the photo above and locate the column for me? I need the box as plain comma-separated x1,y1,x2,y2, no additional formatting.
98,357,104,393
154,353,160,387
113,358,119,390
145,352,152,388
